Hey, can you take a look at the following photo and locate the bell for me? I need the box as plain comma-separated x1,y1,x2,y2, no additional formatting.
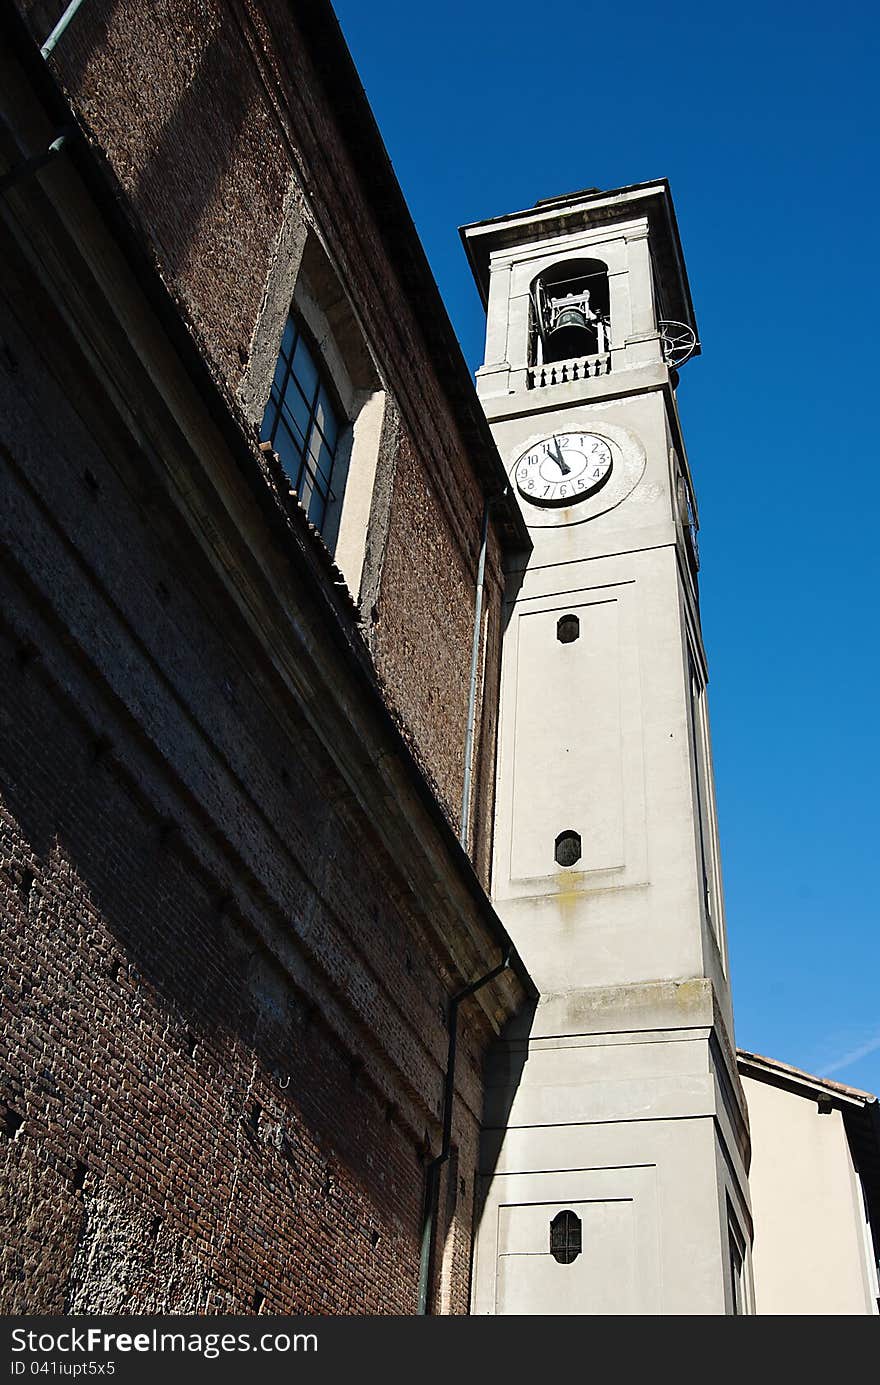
545,315,599,363
555,306,589,331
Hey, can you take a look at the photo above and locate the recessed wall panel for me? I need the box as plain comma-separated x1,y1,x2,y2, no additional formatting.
510,598,623,879
496,1198,635,1315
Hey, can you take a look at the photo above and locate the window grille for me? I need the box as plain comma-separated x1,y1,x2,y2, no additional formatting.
261,314,342,534
550,1209,582,1264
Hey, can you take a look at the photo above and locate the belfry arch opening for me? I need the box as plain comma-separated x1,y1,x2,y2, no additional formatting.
529,259,610,367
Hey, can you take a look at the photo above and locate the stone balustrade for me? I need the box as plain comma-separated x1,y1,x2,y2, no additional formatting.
527,352,612,389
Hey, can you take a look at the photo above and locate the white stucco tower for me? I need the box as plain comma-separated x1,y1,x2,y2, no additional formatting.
462,182,753,1314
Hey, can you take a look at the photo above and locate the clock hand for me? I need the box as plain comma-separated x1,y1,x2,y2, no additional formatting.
551,436,571,476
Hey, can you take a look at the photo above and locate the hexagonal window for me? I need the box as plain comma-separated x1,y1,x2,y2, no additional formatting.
550,1209,582,1264
555,830,581,867
557,614,580,644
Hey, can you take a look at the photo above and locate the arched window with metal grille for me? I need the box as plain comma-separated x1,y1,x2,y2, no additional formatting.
550,1209,582,1264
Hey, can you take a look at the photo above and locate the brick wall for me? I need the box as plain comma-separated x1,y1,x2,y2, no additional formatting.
18,0,508,878
0,652,422,1312
0,37,514,1306
0,313,491,1316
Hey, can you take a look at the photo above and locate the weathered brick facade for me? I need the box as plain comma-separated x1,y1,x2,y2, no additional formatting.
16,0,518,862
0,0,532,1315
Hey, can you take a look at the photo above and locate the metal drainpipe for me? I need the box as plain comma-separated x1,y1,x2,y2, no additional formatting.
460,498,492,852
417,949,510,1314
0,134,69,197
40,0,89,59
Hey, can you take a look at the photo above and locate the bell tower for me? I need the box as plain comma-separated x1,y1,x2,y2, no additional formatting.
462,182,753,1314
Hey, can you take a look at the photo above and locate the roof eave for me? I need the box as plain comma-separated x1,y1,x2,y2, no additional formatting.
737,1049,877,1109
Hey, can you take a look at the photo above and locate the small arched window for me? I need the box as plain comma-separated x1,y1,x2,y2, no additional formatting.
530,259,610,368
550,1209,582,1264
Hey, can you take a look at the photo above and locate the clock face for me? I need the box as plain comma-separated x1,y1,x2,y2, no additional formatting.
514,433,613,507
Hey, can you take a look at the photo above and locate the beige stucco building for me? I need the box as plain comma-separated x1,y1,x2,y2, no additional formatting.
739,1052,880,1315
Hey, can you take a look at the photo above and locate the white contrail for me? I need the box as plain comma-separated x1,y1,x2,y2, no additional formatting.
822,1031,880,1078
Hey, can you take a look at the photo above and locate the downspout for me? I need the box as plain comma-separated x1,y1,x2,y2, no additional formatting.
0,133,69,197
417,949,510,1314
460,497,494,851
40,0,89,59
418,489,513,1309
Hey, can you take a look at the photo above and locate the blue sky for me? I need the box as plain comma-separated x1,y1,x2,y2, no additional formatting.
333,0,880,1093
